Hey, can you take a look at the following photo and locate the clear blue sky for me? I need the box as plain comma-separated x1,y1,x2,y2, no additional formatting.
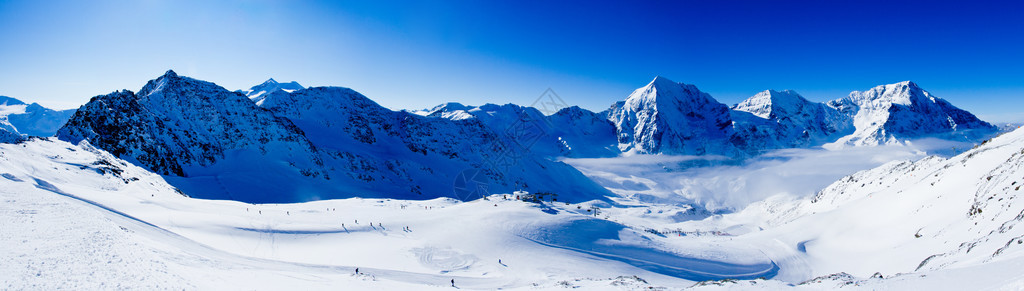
1,0,1021,122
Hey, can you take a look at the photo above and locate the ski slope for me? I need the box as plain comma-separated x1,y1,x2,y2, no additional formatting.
0,139,777,290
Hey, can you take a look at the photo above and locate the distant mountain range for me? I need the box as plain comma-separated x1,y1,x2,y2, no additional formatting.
0,70,994,203
0,96,76,141
423,76,995,157
606,77,995,155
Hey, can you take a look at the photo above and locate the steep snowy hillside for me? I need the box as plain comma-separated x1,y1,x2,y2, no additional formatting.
0,128,23,143
732,90,853,151
0,95,75,137
702,127,1024,282
827,81,996,147
258,87,612,202
548,106,620,157
56,70,329,203
239,78,304,105
421,103,619,158
607,76,739,155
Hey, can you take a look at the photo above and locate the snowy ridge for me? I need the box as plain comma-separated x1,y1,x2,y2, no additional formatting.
732,90,853,150
420,102,619,158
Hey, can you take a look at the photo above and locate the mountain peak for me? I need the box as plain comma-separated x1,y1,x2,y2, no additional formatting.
649,75,678,88
163,70,178,78
845,80,931,107
765,89,806,102
830,80,996,146
895,80,917,87
611,76,736,155
243,78,306,104
734,89,811,120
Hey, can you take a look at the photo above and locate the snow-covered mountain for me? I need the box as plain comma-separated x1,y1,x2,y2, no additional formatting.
418,102,619,158
238,78,304,105
607,76,739,156
57,71,610,203
826,81,996,147
57,70,330,202
258,87,612,202
600,77,996,155
731,90,853,151
0,95,75,138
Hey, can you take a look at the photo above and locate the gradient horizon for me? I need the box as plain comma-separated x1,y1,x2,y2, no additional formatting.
1,0,1021,122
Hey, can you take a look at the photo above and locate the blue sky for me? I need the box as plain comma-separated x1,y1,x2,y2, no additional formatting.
0,0,1021,122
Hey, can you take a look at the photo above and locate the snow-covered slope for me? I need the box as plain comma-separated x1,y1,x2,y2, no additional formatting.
607,76,739,155
732,90,853,151
0,138,778,289
56,70,329,203
258,87,613,202
717,127,1024,281
826,81,996,147
548,106,621,158
0,95,75,137
420,102,619,158
239,78,305,105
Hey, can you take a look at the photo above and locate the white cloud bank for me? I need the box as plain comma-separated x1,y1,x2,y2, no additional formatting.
563,138,980,212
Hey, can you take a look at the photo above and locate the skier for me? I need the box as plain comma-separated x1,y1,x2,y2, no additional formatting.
355,268,359,274
451,279,455,287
